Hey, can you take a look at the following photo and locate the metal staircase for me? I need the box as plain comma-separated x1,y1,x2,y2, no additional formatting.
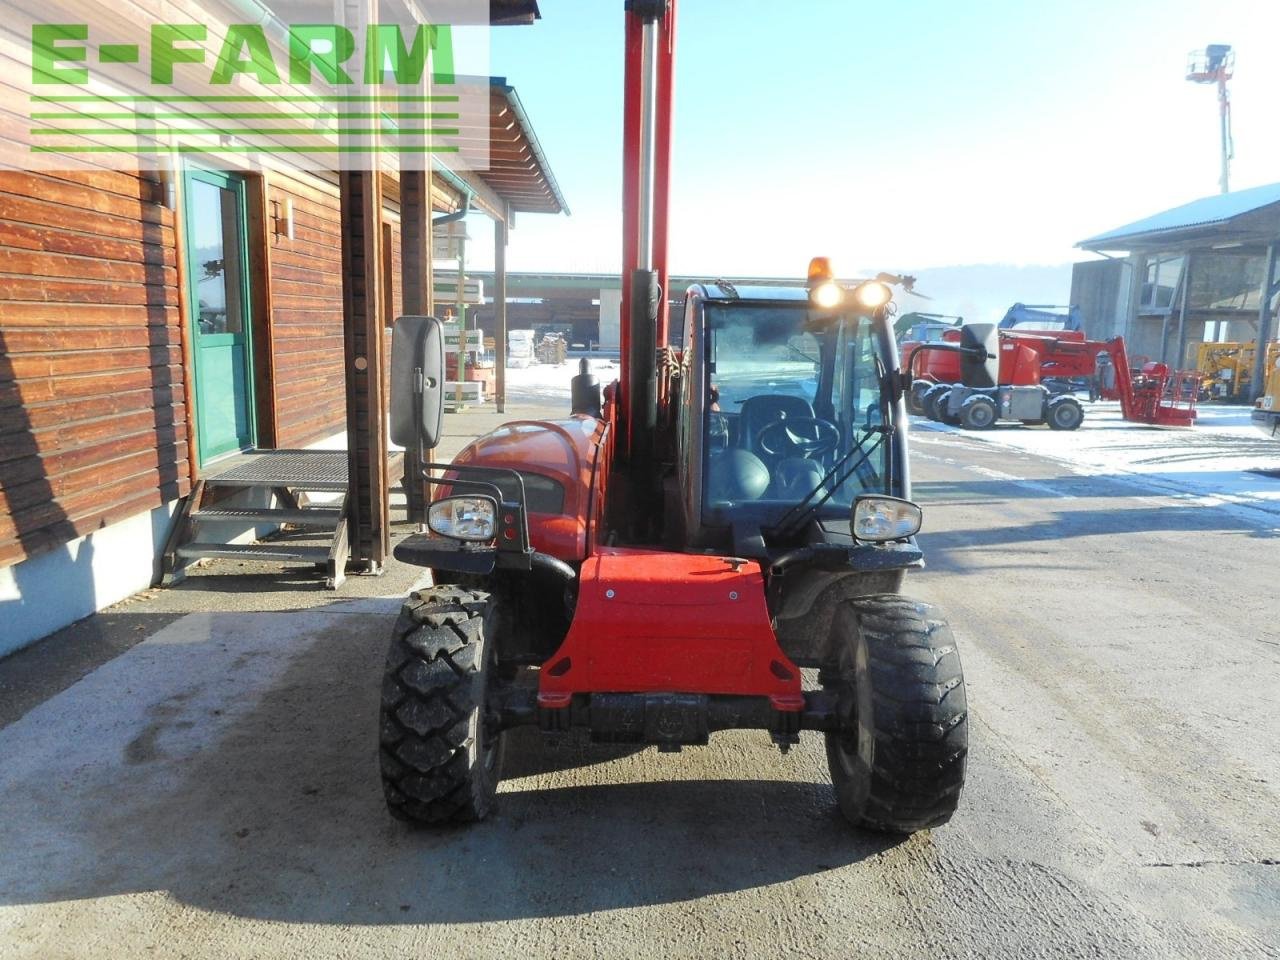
161,450,352,588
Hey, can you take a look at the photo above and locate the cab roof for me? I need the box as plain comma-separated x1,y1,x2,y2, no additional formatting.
691,283,809,302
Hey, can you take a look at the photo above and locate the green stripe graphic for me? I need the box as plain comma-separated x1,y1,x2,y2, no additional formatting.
31,128,461,136
31,95,461,103
31,111,460,120
30,145,461,153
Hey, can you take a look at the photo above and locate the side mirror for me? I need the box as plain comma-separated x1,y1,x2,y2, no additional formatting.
960,323,999,388
390,315,444,450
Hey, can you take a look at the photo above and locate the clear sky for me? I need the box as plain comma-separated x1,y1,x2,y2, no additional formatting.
463,0,1279,279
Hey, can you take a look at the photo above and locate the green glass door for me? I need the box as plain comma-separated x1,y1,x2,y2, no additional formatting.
183,168,255,465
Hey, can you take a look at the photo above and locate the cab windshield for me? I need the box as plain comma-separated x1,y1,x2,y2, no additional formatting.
703,302,889,526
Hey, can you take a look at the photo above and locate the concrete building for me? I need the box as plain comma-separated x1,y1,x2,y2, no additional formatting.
1073,183,1280,381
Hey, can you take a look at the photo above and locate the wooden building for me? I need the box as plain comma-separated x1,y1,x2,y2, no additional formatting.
0,78,566,655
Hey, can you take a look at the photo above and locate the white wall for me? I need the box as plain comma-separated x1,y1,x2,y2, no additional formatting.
0,429,358,657
598,288,621,351
0,501,178,658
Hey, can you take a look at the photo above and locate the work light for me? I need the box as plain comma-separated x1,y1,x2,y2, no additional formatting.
851,495,922,542
853,281,892,310
428,496,498,542
807,256,844,309
810,280,844,309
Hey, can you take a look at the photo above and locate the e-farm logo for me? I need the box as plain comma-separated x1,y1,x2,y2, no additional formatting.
8,1,490,171
31,23,457,88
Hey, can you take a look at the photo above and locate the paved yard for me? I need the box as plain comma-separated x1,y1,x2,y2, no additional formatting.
1,401,1277,959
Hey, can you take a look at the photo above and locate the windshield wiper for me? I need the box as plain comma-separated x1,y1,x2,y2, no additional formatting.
773,429,888,537
787,343,818,364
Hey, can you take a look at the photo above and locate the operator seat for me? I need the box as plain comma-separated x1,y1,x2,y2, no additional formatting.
737,394,815,465
769,457,825,500
706,448,770,503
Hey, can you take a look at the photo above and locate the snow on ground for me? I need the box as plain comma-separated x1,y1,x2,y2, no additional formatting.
502,357,620,405
499,361,1280,518
912,400,1280,518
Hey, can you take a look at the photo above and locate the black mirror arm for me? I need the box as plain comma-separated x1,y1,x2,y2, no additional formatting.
412,364,425,470
897,342,997,397
420,463,534,566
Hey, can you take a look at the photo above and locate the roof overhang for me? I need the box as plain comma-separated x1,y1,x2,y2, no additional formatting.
488,0,542,25
442,77,568,219
482,78,568,216
382,1,540,25
1077,183,1280,253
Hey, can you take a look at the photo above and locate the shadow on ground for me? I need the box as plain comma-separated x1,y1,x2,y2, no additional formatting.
0,611,185,727
0,603,900,925
919,495,1278,576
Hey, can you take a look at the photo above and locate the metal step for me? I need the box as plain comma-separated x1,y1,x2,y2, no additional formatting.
205,477,349,493
204,451,349,492
191,507,342,527
175,542,331,564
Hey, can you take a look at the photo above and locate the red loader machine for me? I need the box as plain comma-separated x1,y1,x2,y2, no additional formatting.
1101,337,1198,427
908,328,1197,430
378,0,968,834
906,328,1098,422
908,327,1096,429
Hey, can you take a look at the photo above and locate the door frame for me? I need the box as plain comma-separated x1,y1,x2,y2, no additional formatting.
181,166,258,467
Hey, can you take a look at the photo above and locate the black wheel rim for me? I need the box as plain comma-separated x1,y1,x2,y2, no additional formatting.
1054,404,1080,428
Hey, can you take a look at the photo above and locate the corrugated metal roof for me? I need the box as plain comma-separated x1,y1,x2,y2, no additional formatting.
1078,182,1280,249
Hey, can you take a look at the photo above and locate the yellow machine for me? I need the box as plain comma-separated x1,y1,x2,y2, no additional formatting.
1253,351,1280,440
1190,340,1280,401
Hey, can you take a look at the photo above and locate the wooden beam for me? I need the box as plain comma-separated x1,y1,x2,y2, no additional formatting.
495,204,509,414
168,168,200,486
339,169,389,569
245,172,277,449
381,221,395,329
399,168,431,523
401,171,430,315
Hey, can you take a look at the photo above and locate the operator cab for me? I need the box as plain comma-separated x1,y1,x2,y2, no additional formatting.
675,283,907,557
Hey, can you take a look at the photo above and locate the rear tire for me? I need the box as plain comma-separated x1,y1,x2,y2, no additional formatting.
907,380,933,416
937,391,962,426
824,595,968,833
379,587,506,825
1046,394,1084,430
959,394,998,430
922,385,948,421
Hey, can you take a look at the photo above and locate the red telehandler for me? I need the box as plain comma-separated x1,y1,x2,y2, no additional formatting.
379,1,969,833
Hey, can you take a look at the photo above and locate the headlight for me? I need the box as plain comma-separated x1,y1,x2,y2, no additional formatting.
851,495,922,542
810,279,844,309
428,496,497,542
853,281,892,310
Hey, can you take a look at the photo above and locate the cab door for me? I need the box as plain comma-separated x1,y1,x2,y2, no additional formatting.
183,168,256,465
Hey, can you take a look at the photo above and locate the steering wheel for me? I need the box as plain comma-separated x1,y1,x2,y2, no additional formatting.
757,416,841,458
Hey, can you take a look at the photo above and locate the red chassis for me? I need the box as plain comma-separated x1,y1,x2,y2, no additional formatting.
440,399,803,715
